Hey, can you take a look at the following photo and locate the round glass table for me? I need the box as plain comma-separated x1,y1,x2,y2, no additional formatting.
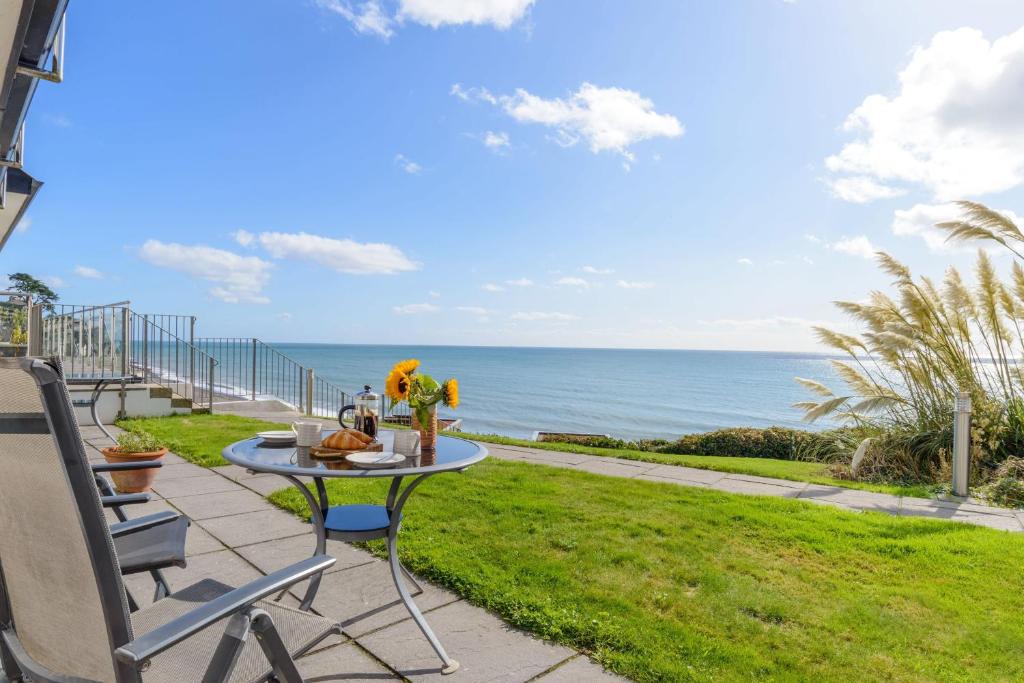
222,429,487,675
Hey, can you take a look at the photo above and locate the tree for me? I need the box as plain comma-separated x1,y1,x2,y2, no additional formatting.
7,272,58,310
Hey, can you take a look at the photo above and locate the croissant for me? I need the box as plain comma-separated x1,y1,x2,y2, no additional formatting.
342,428,373,445
322,431,366,450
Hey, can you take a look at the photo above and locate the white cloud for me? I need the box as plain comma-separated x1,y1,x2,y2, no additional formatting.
15,217,30,233
43,113,72,127
581,265,613,274
505,277,533,287
429,290,441,298
42,275,65,288
73,265,103,279
233,229,255,247
392,302,439,315
892,202,1024,251
554,276,589,288
398,0,534,29
737,257,753,266
803,233,821,244
457,306,489,315
826,26,1024,201
483,130,510,151
139,240,272,304
256,231,418,274
482,283,505,292
395,154,422,174
457,82,683,164
511,311,579,321
315,0,394,38
616,280,654,289
826,176,907,203
828,235,878,259
697,316,819,330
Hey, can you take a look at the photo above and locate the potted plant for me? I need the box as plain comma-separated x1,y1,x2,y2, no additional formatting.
100,431,168,493
384,359,459,452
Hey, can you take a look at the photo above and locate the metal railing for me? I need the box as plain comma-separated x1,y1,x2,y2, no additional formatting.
38,303,218,410
130,313,217,410
194,337,354,417
38,302,130,378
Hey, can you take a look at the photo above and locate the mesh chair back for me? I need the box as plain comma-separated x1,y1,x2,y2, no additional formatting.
0,358,134,682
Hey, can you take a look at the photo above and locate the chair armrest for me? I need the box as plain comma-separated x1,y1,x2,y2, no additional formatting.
92,461,164,472
115,555,336,665
109,511,184,538
101,493,151,508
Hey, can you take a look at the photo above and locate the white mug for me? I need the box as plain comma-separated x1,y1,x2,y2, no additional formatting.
292,420,322,447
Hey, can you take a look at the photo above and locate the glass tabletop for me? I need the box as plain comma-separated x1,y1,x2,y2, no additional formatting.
222,429,488,478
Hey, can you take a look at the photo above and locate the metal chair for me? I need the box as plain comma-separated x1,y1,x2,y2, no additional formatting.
92,460,189,610
0,358,338,682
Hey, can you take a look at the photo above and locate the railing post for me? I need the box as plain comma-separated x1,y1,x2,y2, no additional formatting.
251,338,257,401
141,315,149,382
306,368,314,416
120,306,130,377
189,316,196,400
208,356,216,413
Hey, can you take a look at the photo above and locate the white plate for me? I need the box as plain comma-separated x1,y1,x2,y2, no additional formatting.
257,430,297,445
345,451,406,469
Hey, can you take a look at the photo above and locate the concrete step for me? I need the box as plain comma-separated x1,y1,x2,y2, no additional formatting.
149,387,173,399
170,397,193,409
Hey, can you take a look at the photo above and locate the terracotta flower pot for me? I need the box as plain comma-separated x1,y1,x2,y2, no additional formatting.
411,405,438,452
100,447,167,493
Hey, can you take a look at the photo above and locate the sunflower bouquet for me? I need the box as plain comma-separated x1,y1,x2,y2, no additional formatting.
384,359,458,448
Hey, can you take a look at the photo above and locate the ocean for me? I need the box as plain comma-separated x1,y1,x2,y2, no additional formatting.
268,344,843,441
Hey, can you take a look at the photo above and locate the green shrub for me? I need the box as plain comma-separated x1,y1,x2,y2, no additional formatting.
655,427,834,461
536,433,669,451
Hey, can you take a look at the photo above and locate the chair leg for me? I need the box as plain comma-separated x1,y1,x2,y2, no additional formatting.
251,610,303,683
150,568,171,602
201,611,252,683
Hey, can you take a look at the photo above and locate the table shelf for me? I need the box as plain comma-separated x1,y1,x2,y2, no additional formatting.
324,503,400,542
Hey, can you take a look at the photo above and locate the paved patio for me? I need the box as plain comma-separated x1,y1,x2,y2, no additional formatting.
83,424,625,682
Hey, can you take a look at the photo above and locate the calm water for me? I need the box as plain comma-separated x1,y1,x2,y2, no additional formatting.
269,345,842,440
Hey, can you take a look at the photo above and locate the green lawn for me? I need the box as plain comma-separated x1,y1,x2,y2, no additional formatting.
270,459,1024,682
458,432,936,498
117,413,289,467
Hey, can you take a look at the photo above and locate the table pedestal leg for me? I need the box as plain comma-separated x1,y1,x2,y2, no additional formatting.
387,474,459,674
91,379,116,443
283,475,328,611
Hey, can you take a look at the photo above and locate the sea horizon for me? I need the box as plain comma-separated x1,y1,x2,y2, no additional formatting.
255,343,845,441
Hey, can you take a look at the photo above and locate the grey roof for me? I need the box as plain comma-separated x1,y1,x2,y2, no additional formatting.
0,0,67,251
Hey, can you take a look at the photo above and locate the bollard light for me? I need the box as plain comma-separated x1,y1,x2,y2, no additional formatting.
952,391,971,497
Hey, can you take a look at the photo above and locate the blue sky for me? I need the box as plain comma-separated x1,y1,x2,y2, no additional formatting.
6,0,1024,351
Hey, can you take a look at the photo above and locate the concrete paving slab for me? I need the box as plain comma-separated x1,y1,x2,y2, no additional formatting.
726,473,807,490
898,506,1023,531
645,464,728,484
235,533,375,576
152,474,244,499
152,462,213,481
713,478,804,498
198,509,312,547
235,474,291,497
168,488,278,520
358,600,572,682
123,549,264,609
536,655,627,681
486,446,590,466
295,641,399,681
212,464,260,482
573,460,647,478
902,497,1018,518
297,560,460,638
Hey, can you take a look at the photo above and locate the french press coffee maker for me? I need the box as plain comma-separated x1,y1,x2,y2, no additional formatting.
339,385,380,439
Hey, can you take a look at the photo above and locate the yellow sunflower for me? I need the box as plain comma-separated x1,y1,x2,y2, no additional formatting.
385,369,411,402
393,358,420,376
442,378,459,409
